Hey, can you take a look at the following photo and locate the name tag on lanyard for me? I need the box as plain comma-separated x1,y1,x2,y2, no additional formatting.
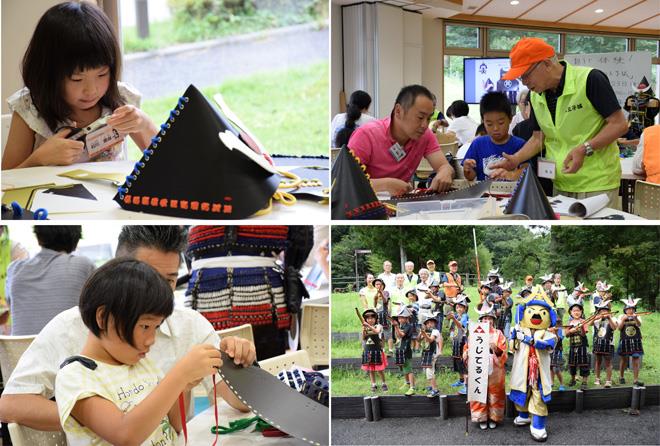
389,143,407,162
537,158,556,179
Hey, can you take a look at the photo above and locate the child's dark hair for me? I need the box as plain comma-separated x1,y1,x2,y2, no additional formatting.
336,90,371,147
33,225,82,253
22,1,125,131
79,258,174,348
479,92,512,119
475,123,486,136
448,100,470,118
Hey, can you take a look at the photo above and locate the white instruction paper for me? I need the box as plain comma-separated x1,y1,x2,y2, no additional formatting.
549,194,609,218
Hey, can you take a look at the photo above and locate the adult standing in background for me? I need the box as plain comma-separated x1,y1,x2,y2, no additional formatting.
359,273,377,310
378,260,397,290
388,273,408,316
509,88,530,134
441,260,463,327
402,261,418,290
331,90,376,147
426,259,441,283
349,85,454,196
492,38,628,208
5,226,95,335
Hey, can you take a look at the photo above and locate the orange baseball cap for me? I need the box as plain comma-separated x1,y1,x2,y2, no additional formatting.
501,37,555,80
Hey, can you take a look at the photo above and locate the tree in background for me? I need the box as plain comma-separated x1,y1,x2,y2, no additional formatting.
332,226,659,310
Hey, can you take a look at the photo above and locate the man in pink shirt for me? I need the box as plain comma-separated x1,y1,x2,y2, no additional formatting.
348,85,454,195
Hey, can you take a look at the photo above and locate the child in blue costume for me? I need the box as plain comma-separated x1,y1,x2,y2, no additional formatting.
509,287,558,442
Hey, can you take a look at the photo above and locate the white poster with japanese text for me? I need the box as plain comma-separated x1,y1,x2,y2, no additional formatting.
467,321,490,404
564,52,652,109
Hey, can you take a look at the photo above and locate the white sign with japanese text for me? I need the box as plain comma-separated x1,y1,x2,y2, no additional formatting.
564,52,653,108
467,321,490,404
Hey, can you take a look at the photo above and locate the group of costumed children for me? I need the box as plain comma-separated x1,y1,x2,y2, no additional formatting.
359,268,647,442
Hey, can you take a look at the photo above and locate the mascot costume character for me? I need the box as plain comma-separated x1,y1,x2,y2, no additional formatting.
509,287,558,442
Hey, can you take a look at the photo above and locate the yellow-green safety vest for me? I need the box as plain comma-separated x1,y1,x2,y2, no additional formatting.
530,62,621,192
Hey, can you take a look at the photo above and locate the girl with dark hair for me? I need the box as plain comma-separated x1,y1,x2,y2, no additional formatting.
446,100,478,146
56,258,221,445
331,90,375,147
3,2,158,169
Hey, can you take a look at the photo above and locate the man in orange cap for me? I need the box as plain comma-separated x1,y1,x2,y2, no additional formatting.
491,37,628,208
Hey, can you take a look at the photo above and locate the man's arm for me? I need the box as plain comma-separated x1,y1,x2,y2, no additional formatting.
562,110,628,173
0,309,78,430
370,178,412,196
489,131,543,175
0,394,61,431
425,150,454,192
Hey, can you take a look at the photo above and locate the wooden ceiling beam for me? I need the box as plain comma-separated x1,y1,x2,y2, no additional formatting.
447,13,660,37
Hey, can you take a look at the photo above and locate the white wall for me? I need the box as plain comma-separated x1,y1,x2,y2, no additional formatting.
330,1,343,118
339,3,427,120
1,0,69,114
422,16,444,108
375,4,403,118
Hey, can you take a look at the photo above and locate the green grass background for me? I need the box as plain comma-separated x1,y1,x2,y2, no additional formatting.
127,61,328,160
332,291,660,396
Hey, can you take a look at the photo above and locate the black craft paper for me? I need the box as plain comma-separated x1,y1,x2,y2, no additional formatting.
44,184,96,201
218,352,329,445
504,166,558,219
330,145,387,220
113,84,279,219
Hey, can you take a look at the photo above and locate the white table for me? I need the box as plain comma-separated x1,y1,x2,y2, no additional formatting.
619,157,644,213
184,398,308,445
1,161,327,221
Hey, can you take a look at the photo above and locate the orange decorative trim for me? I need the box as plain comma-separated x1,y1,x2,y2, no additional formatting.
122,194,233,214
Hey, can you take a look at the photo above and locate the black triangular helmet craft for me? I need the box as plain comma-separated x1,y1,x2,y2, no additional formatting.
113,84,279,219
505,166,558,220
330,145,387,220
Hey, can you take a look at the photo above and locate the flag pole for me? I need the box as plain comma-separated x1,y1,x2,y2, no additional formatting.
472,228,481,284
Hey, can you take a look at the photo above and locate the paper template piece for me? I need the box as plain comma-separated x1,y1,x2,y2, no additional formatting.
58,169,126,186
30,188,106,214
549,194,609,218
217,352,329,445
2,184,57,209
213,93,269,156
43,183,96,201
